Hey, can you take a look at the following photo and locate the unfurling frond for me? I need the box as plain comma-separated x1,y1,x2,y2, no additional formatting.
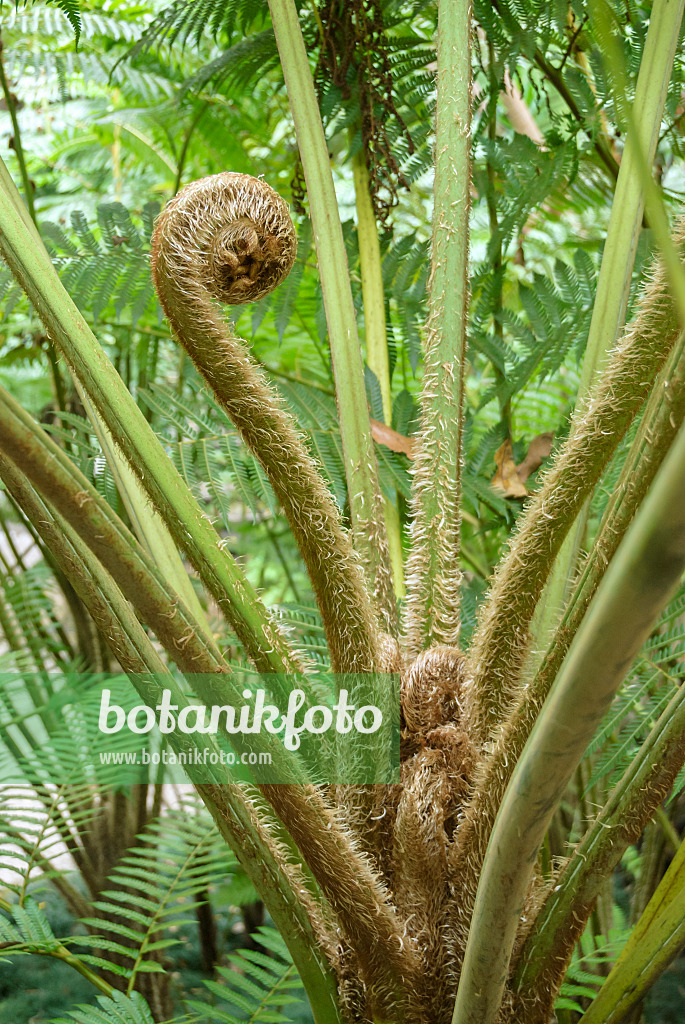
151,172,381,673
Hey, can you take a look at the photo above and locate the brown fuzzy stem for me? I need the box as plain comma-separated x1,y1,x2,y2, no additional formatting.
262,782,419,1018
0,458,343,1022
465,231,685,742
151,173,381,673
0,404,415,1015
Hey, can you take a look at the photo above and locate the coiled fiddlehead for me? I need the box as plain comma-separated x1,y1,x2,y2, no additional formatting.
151,173,381,673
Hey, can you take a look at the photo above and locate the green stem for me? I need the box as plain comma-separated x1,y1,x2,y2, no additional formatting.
453,415,685,1024
403,0,471,655
583,0,684,385
49,947,115,996
351,144,405,602
514,673,685,1015
80,388,210,632
0,394,232,676
535,0,685,646
0,152,208,639
267,0,395,626
0,386,313,781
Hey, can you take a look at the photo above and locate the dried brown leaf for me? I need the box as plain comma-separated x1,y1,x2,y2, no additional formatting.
370,419,417,459
492,439,528,497
516,432,554,483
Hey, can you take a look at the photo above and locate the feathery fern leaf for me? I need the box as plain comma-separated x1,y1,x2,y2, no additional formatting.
186,925,304,1024
77,807,236,989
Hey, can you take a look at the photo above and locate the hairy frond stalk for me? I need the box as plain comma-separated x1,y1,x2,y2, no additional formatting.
0,157,301,674
449,320,685,981
151,172,381,672
404,0,471,655
454,414,685,1024
0,385,418,1013
465,233,685,741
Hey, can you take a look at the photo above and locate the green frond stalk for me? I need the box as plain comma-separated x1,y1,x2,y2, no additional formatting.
0,459,343,1024
0,385,236,683
0,452,228,770
513,674,685,1021
536,0,685,643
403,0,471,655
78,389,210,633
465,232,685,742
448,327,685,971
567,834,685,1024
151,172,382,671
581,0,684,388
0,158,301,675
351,146,405,601
268,0,395,627
0,383,318,782
453,415,685,1024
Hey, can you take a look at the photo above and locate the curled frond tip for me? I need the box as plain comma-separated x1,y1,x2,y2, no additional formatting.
152,172,297,306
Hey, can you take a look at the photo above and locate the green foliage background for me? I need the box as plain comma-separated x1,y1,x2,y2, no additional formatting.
1,0,685,1021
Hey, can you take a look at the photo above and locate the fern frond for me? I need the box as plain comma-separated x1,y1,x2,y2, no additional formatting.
49,990,165,1024
128,0,268,54
38,203,159,326
186,925,304,1024
78,807,236,989
14,0,82,44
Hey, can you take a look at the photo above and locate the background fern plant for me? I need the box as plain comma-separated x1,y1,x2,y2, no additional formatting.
2,0,685,1023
